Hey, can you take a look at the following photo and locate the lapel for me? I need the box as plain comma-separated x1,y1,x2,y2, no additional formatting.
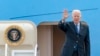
68,21,77,34
79,22,84,35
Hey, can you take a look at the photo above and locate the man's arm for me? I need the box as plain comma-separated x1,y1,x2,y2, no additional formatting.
58,20,68,32
58,9,69,32
84,25,90,56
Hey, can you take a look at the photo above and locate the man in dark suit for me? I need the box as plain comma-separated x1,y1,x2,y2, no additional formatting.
58,9,90,56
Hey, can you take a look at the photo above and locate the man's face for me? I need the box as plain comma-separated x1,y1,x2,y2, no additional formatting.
72,12,81,24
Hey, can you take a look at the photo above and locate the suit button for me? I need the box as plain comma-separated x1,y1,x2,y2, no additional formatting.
74,46,76,48
76,41,78,43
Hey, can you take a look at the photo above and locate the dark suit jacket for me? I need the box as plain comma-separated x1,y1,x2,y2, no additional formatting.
58,20,90,56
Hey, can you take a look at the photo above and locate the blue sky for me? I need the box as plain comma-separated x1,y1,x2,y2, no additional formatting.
0,0,99,56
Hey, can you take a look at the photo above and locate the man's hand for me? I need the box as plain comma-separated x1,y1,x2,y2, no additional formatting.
62,9,68,21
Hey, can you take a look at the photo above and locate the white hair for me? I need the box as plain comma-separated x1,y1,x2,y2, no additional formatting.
72,9,81,17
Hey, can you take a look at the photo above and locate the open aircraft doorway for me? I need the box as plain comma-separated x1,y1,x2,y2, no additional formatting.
37,22,65,56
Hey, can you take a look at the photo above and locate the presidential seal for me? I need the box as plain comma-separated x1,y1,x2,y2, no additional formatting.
4,25,25,46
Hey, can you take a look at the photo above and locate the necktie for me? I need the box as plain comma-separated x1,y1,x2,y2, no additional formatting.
75,24,79,34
